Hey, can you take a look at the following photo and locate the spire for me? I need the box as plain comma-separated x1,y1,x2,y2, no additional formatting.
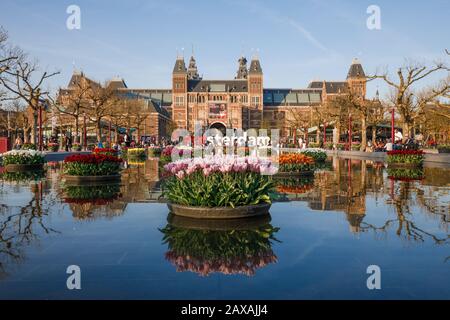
235,56,248,79
173,56,187,74
187,55,201,80
347,58,365,79
249,55,262,75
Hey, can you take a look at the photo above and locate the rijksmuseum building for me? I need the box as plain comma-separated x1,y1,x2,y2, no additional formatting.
62,54,366,140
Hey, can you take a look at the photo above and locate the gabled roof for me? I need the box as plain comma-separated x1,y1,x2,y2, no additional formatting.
347,58,365,79
107,77,127,90
249,58,262,75
67,71,100,89
324,81,349,94
173,57,187,74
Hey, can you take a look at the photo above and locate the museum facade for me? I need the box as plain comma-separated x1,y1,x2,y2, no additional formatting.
61,55,367,141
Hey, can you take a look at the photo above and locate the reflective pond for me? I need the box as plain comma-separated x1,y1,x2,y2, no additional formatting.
0,158,448,299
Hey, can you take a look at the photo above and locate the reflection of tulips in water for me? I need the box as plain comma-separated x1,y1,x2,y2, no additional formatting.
0,170,46,183
63,184,122,205
63,184,122,219
387,168,425,181
274,176,314,194
160,216,280,277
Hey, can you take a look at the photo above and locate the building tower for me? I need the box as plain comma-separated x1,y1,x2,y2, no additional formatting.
247,55,264,129
346,58,366,99
235,56,248,79
172,56,188,129
187,55,201,80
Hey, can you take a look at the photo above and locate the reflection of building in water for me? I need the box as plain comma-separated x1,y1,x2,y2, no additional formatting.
120,159,160,202
303,159,385,233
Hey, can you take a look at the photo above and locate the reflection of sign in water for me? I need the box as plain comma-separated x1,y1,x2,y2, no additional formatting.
209,103,227,119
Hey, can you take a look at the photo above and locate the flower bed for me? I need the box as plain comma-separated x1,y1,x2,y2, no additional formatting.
300,149,327,162
93,147,118,156
72,143,82,151
47,142,59,152
160,145,191,164
1,150,45,172
278,153,315,176
63,154,122,177
160,221,279,277
163,156,275,216
21,143,37,150
387,150,425,166
437,144,450,153
387,168,424,181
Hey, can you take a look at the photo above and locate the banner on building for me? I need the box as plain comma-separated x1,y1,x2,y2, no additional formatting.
209,103,227,119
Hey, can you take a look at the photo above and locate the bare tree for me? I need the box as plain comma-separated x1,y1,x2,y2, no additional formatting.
84,84,116,142
0,56,59,144
53,81,91,144
369,60,449,140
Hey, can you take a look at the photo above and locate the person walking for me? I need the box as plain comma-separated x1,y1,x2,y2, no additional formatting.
14,136,23,150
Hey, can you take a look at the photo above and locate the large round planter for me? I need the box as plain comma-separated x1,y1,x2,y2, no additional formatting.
437,148,450,154
167,213,271,230
5,163,44,172
387,163,423,168
274,170,314,177
63,174,121,184
167,202,271,219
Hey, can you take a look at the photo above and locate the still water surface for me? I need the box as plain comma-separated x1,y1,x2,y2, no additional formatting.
0,158,448,299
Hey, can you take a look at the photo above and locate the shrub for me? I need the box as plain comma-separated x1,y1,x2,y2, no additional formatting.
387,150,425,165
21,143,37,150
160,223,279,277
1,150,45,165
72,143,82,151
351,143,361,151
336,143,346,150
63,154,122,176
308,142,320,148
300,149,327,162
279,153,315,172
163,156,275,207
324,142,334,150
47,142,59,152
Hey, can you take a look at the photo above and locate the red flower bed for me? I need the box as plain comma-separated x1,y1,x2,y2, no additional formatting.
387,150,424,156
64,154,123,164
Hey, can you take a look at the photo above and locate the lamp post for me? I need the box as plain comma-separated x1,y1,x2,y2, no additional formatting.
38,103,43,151
348,114,352,151
83,113,87,150
391,107,395,142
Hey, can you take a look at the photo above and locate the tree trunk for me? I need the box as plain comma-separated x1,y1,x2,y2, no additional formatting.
360,116,367,151
96,119,102,142
74,115,79,144
31,111,38,145
402,122,410,142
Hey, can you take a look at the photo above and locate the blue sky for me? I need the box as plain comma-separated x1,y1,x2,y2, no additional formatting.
1,0,449,98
